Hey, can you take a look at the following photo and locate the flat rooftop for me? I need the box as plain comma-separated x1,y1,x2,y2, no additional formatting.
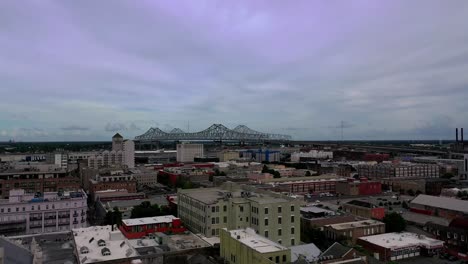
410,194,468,214
226,228,288,253
327,220,383,230
73,226,138,264
122,215,177,227
358,232,444,250
301,206,336,215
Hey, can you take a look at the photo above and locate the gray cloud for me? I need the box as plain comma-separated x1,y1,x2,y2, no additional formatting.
1,1,468,140
61,126,89,131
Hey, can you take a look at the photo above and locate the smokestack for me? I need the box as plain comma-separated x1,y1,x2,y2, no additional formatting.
456,128,459,143
462,128,464,143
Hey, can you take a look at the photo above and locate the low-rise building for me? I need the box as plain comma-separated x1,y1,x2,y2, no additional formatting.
409,194,468,220
260,175,345,195
425,216,468,260
324,220,385,245
335,178,381,196
218,151,240,162
357,232,444,261
342,200,385,220
357,163,439,180
319,242,365,264
220,228,291,264
300,206,357,231
0,189,87,236
291,150,333,162
119,215,186,239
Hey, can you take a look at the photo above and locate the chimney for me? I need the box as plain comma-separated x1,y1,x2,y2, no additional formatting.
456,128,459,143
462,128,464,144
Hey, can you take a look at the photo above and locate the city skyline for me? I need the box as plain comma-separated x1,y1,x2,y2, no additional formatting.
1,1,468,141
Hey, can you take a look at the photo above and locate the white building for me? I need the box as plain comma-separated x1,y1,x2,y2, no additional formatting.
0,189,87,236
176,144,204,162
73,226,139,264
88,134,135,169
291,150,333,162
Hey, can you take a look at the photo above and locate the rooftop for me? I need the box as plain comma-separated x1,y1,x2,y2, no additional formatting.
73,226,138,264
226,228,288,254
290,243,321,262
327,220,384,230
122,215,178,227
320,242,352,260
346,200,380,209
300,206,336,215
358,232,444,249
410,194,468,213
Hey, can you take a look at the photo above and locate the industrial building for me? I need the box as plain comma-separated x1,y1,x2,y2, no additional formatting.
409,194,468,220
0,189,87,236
342,200,385,220
335,178,382,196
425,216,468,260
178,182,301,247
220,228,290,264
357,163,439,179
357,232,444,261
291,150,333,162
176,143,204,162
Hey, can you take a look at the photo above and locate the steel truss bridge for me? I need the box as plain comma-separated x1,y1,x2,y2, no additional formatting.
135,124,292,142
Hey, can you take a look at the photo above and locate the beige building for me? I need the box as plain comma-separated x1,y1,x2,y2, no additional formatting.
176,144,204,162
88,134,135,169
178,182,301,247
220,228,290,264
219,151,240,162
357,163,439,179
324,219,385,245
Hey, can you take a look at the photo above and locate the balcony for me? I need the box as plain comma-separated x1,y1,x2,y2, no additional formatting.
58,222,70,226
73,221,79,225
45,215,56,220
30,224,42,228
0,226,26,234
73,213,79,217
58,214,70,219
44,222,56,227
29,216,42,221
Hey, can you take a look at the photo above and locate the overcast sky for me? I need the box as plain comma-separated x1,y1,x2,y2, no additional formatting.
1,1,468,141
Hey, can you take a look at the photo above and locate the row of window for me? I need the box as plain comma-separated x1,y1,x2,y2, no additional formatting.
0,202,85,213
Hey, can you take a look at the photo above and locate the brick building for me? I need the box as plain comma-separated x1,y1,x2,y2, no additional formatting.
342,200,385,220
324,220,385,245
335,178,381,196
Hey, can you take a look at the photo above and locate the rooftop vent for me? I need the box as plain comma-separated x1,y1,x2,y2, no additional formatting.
88,237,94,244
97,239,106,247
101,247,111,256
126,248,133,257
81,256,88,263
119,241,125,248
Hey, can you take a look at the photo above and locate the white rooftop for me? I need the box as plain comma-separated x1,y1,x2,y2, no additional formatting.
73,226,138,264
327,220,384,230
227,228,288,253
358,232,444,250
290,243,321,262
122,215,177,226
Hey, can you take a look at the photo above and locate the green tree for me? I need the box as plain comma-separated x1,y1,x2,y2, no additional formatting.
273,171,281,178
305,171,312,176
262,165,269,173
383,212,406,232
441,172,454,179
402,201,409,209
104,207,122,227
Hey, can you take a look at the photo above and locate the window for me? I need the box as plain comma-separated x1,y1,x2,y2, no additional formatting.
278,217,282,224
216,217,219,224
291,216,295,223
16,207,19,212
291,238,295,245
265,230,269,237
246,217,248,222
223,205,227,212
216,206,219,212
212,207,215,213
291,205,295,212
283,255,287,262
212,218,216,224
265,218,269,226
0,209,3,213
278,240,282,244
240,206,243,212
278,206,282,213
291,227,295,234
224,216,227,223
7,208,10,212
22,207,25,211
265,208,269,214
278,229,282,236
276,256,279,263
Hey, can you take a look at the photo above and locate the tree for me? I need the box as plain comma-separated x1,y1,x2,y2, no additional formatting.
104,207,122,227
441,172,454,179
305,171,312,176
402,201,409,209
262,165,269,173
383,212,406,232
407,189,415,196
273,171,281,178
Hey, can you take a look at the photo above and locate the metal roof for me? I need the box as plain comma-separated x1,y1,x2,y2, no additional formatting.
410,194,468,213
